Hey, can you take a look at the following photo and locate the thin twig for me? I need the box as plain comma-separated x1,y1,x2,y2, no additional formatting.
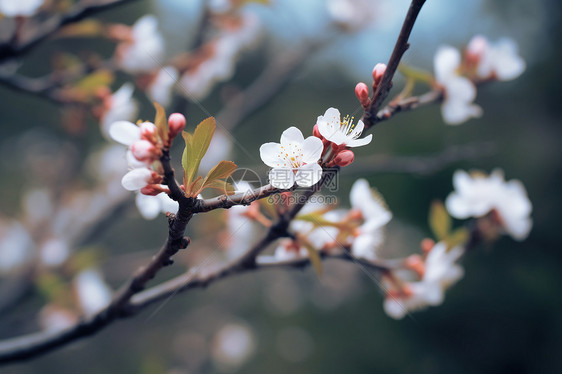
363,0,427,129
0,0,139,62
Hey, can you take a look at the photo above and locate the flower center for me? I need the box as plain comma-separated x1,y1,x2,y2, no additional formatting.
341,115,358,137
278,144,304,169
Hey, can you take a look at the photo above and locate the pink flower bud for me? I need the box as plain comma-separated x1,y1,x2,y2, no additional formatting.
168,113,186,138
405,254,425,278
466,35,488,64
355,82,370,108
420,238,435,254
372,63,387,86
131,140,159,162
333,149,355,167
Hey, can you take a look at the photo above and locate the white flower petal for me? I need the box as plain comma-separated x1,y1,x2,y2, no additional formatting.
109,121,141,146
434,46,461,83
300,136,324,164
269,168,295,189
295,163,322,187
260,142,287,168
121,168,152,191
280,127,305,146
157,193,179,215
135,193,161,220
346,134,373,147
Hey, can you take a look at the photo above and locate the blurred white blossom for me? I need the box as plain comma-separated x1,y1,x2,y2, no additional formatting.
0,0,43,17
147,66,179,107
116,15,165,74
74,268,112,317
100,84,138,138
179,12,261,100
383,242,465,320
468,35,526,81
445,169,532,240
349,179,392,260
434,46,482,125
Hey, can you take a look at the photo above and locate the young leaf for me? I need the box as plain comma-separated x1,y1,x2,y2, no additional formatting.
429,200,451,241
183,117,216,190
296,212,345,229
200,179,235,195
153,102,168,145
197,160,237,195
302,242,323,277
445,227,469,251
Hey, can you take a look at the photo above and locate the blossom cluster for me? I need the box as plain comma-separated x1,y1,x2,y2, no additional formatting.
260,107,372,189
434,35,525,125
108,114,186,219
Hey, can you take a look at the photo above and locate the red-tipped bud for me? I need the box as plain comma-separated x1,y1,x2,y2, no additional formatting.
355,82,370,108
405,254,425,278
140,122,158,144
168,113,186,139
313,124,323,139
420,238,435,255
372,63,387,86
465,35,488,65
333,149,355,167
140,185,162,196
131,140,160,162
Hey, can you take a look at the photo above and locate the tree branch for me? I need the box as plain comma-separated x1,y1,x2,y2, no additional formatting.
363,0,427,129
0,0,139,62
0,0,430,364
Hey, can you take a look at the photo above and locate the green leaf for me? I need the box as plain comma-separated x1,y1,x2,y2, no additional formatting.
200,179,235,195
153,102,168,145
75,70,114,93
182,117,216,195
302,242,322,278
429,200,451,241
296,212,344,229
445,227,470,251
57,20,104,38
196,160,237,195
203,160,237,183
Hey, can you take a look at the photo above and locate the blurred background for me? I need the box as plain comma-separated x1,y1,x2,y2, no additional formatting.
0,0,561,373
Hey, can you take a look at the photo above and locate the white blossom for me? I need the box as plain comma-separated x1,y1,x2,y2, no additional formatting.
424,242,465,288
0,0,43,17
434,46,482,125
147,66,178,107
135,192,178,220
383,281,443,320
327,0,376,31
101,84,138,138
74,268,112,316
260,127,324,189
445,169,532,240
225,182,256,259
384,242,465,320
0,221,34,274
39,238,70,267
316,107,372,147
117,15,165,74
274,239,308,261
469,35,526,81
121,168,153,191
349,179,392,260
179,12,260,100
